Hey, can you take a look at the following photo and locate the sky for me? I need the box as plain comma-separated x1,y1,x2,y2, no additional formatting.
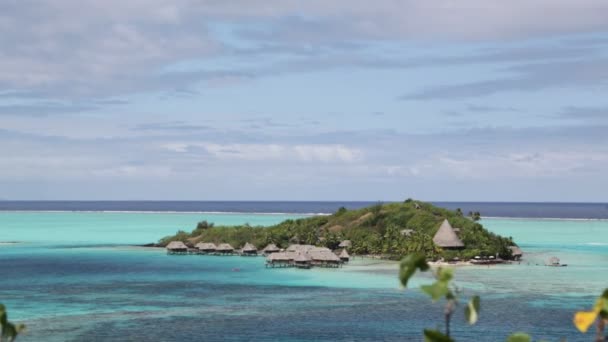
1,1,608,201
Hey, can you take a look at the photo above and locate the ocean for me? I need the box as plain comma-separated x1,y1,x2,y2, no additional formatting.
1,202,607,341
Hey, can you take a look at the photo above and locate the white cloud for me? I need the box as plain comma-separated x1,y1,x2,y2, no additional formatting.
161,142,362,163
398,151,608,180
2,0,608,101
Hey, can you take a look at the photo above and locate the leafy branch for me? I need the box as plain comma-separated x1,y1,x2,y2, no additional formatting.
399,254,479,341
0,304,25,342
574,289,608,342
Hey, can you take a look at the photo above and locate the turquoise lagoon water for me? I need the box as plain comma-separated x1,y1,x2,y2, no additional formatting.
1,212,607,341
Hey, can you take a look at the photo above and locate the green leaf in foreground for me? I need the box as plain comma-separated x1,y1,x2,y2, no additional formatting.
423,329,455,342
421,282,450,301
465,296,480,325
437,267,453,283
506,333,532,342
601,288,608,318
1,303,26,342
399,253,429,287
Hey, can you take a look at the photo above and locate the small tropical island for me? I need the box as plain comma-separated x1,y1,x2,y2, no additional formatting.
158,199,522,265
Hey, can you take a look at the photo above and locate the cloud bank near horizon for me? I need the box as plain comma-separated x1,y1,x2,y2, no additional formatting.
1,1,608,201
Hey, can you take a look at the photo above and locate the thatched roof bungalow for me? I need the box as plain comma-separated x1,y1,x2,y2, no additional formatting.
195,242,217,252
309,250,341,268
241,242,258,256
166,241,188,254
547,256,560,266
261,243,280,254
432,219,464,249
508,246,523,260
294,253,312,269
286,244,331,254
216,243,235,254
339,249,350,262
266,252,292,262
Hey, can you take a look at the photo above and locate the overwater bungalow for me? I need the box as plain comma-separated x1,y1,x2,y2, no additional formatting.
266,244,347,270
294,253,312,269
338,240,351,249
286,244,331,254
241,242,258,256
310,251,342,268
166,241,188,255
195,242,217,254
265,252,293,268
546,256,566,267
339,249,350,262
432,219,464,249
216,243,235,255
261,243,280,255
509,246,523,260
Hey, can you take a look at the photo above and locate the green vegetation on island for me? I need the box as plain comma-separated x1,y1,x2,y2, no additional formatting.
159,199,518,260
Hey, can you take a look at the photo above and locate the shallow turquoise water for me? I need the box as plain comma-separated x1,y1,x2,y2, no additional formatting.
1,212,606,341
0,211,305,244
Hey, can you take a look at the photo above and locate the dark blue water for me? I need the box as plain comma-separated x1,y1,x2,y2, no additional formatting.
1,201,607,218
1,247,590,342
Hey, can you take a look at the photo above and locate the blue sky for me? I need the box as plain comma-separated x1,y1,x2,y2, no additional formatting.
1,1,608,201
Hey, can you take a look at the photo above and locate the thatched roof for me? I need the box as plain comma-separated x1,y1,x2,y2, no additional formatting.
262,243,280,253
508,246,523,256
294,253,311,263
339,249,350,259
166,241,188,250
216,243,234,251
309,251,341,262
242,242,257,252
286,244,331,253
266,252,292,262
432,219,465,248
338,240,352,248
195,242,217,250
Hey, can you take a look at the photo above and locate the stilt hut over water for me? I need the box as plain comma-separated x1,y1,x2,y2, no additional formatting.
216,243,235,255
294,253,312,269
287,244,331,253
432,219,464,249
241,243,258,256
508,246,523,260
265,252,292,268
339,249,350,262
262,243,280,255
547,256,561,266
195,242,217,254
310,251,342,268
166,241,188,254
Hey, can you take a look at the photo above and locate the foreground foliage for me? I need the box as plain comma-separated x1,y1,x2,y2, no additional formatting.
0,304,25,342
160,200,517,260
399,254,608,341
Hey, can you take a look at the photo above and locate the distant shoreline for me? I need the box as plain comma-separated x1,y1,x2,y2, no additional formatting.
1,201,607,219
2,210,607,221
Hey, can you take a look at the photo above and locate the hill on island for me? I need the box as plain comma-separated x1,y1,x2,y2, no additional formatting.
159,199,518,260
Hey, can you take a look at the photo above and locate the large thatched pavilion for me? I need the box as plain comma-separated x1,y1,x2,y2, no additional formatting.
432,219,464,249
